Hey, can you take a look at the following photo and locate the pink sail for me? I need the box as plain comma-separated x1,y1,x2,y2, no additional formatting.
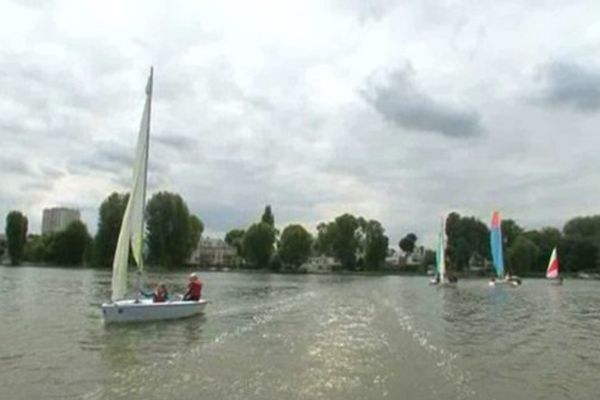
546,247,559,279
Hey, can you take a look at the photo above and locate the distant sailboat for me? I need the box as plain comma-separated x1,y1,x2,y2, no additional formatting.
489,211,520,287
546,247,562,284
490,211,504,281
430,217,456,287
101,68,207,323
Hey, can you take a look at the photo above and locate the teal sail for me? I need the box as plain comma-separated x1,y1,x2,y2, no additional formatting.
490,211,504,279
436,218,446,278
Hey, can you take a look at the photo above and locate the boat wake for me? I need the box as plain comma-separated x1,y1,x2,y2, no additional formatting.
385,299,476,399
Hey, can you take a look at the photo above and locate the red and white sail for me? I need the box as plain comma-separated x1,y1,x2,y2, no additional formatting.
546,247,559,279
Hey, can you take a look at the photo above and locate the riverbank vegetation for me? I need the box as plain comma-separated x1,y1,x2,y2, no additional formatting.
4,196,600,276
444,212,600,276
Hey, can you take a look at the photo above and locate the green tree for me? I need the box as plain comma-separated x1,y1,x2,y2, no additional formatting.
561,237,597,272
279,224,313,268
398,233,417,254
525,227,562,273
261,205,274,227
563,216,600,239
146,191,194,268
94,192,129,268
5,211,28,265
501,219,523,249
315,222,336,256
507,235,540,275
188,215,204,252
362,220,389,269
48,221,92,265
243,222,276,267
445,213,489,271
23,234,46,262
225,229,245,257
331,213,360,269
563,215,600,270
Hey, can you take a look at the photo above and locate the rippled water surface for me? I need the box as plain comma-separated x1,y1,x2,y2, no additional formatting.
1,266,599,400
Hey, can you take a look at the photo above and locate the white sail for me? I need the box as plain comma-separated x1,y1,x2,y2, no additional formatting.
111,68,153,301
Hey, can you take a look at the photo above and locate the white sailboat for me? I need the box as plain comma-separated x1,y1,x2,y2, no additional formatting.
101,68,207,323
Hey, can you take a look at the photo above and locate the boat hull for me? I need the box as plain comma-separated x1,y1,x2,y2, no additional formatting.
488,280,521,287
101,299,207,323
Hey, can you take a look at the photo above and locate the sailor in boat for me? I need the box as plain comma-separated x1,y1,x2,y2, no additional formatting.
429,273,441,285
183,273,203,301
504,273,522,286
140,283,170,303
488,276,497,286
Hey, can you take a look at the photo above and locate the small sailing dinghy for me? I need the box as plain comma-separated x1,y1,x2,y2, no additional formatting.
546,247,563,285
101,68,207,323
488,211,521,287
430,217,457,287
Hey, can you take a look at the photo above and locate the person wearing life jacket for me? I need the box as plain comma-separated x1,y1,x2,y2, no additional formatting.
183,273,202,301
153,283,168,303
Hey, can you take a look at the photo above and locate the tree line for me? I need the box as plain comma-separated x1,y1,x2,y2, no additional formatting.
443,212,600,275
224,210,390,271
4,199,600,275
3,191,203,268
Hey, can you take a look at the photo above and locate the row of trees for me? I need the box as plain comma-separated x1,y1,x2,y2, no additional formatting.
5,198,600,274
224,206,306,269
224,209,389,270
443,212,600,275
93,191,203,268
315,214,389,269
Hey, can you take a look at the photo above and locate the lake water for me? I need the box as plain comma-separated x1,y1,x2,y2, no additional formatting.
0,266,599,400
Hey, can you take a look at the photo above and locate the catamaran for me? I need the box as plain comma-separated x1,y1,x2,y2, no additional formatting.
101,68,207,323
546,247,562,284
489,211,521,287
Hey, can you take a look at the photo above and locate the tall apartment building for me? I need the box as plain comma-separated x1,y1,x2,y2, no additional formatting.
41,207,81,234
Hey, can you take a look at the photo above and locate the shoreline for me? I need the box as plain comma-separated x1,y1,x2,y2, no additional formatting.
3,262,600,280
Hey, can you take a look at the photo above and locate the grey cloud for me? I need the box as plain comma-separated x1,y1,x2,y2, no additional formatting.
535,61,600,112
20,180,54,192
69,141,132,175
154,134,198,151
41,166,66,180
361,65,483,137
334,0,399,24
1,155,33,175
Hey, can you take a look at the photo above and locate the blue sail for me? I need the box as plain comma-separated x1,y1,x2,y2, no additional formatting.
490,211,504,278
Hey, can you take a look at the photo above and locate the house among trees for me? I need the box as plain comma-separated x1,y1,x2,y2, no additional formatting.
385,248,399,267
397,245,426,269
301,255,338,273
188,237,239,267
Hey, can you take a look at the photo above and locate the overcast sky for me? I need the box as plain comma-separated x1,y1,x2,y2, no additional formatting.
1,0,600,246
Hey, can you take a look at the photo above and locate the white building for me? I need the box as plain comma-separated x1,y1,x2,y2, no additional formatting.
301,255,338,273
406,245,426,266
41,207,81,234
189,237,238,267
